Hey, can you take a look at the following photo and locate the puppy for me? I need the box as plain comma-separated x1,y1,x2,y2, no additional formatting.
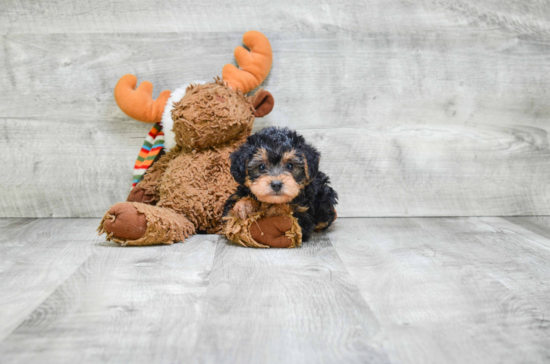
223,127,338,243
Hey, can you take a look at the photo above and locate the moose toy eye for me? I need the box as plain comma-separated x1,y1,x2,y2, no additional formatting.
286,163,294,171
259,164,266,172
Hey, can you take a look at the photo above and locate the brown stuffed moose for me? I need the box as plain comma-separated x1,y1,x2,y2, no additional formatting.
98,31,291,247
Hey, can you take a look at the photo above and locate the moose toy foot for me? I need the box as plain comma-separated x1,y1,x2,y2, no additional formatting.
98,202,195,246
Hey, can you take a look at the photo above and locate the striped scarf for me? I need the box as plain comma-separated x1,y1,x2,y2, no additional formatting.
132,123,164,187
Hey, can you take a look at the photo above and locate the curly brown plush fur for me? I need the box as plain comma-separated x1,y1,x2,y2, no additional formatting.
98,80,274,245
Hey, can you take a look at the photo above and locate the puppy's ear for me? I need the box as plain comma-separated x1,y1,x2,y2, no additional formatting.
230,142,256,185
301,143,320,182
252,90,274,117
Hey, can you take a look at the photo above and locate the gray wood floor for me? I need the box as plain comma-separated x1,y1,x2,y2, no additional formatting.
1,217,549,363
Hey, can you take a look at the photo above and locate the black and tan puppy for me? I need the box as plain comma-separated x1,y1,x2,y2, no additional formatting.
223,127,338,247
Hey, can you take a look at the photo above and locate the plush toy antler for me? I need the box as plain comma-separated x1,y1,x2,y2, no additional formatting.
114,74,171,123
222,31,273,93
114,31,271,123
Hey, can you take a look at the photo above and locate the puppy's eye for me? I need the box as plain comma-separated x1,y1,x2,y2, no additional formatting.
286,163,294,171
259,164,266,172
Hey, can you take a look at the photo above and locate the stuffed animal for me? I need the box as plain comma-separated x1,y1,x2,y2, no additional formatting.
98,31,286,246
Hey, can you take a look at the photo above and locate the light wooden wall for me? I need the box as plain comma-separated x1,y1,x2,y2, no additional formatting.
1,1,549,218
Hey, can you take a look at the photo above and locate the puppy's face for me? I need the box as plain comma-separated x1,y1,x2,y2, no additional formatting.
230,127,320,204
245,148,307,203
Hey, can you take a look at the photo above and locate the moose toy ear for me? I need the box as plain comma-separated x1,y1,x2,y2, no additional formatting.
253,90,274,117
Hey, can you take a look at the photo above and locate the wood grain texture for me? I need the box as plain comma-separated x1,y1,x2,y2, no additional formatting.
1,2,550,217
0,0,480,35
328,217,550,364
0,219,390,363
0,222,218,363
504,216,550,241
2,217,550,363
0,219,99,341
1,0,549,35
190,235,389,364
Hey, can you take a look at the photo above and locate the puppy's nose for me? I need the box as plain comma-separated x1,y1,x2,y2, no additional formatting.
270,180,283,192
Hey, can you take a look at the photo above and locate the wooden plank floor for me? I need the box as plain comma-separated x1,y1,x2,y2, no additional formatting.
0,217,549,363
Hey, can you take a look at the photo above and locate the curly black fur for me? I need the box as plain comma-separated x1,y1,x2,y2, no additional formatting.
223,127,338,242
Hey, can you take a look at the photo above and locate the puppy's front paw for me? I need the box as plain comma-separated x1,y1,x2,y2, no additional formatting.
232,199,255,220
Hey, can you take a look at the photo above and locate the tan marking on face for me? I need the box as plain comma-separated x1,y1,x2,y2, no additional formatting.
250,174,300,204
249,148,269,166
282,150,297,165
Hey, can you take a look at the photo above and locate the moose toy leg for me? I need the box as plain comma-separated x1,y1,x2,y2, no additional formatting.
250,215,301,248
224,214,302,249
98,202,195,246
